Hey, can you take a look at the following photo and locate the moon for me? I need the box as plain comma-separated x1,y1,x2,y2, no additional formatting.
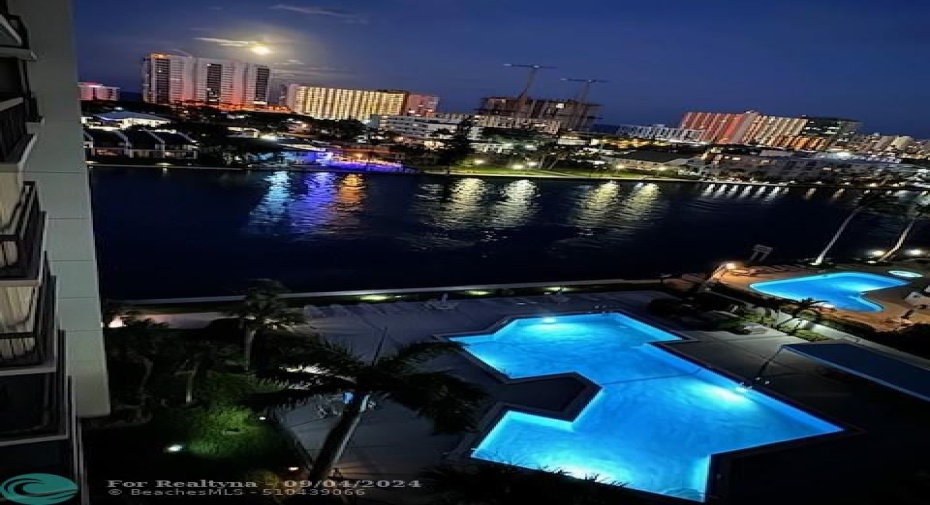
250,45,272,55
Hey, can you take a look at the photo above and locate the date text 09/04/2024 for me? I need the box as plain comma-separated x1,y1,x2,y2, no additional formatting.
283,480,423,488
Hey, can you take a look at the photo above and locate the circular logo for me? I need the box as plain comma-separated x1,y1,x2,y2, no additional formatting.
0,474,78,505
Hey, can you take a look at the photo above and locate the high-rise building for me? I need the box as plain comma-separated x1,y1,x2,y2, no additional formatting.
797,117,860,146
479,96,599,132
77,82,120,101
285,84,407,121
142,53,270,108
679,112,861,150
402,94,439,117
1,0,110,499
678,111,761,144
743,115,808,146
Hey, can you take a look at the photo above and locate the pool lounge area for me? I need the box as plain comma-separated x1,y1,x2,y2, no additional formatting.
448,313,842,502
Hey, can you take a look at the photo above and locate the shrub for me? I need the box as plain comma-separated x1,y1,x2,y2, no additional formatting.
647,298,684,317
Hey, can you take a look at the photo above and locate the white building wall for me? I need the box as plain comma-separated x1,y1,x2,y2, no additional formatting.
12,0,110,417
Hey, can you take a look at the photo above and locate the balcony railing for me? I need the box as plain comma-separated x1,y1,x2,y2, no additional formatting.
0,181,44,280
0,97,28,161
0,271,54,367
0,323,67,446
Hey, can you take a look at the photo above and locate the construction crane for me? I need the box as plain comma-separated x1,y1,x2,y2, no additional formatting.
504,63,555,120
562,78,608,104
505,63,556,99
562,78,608,131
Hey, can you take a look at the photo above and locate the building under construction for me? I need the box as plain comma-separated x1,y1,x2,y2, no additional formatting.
478,96,600,132
478,65,604,132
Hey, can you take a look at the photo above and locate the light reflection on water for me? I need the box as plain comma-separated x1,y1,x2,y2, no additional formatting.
90,169,923,298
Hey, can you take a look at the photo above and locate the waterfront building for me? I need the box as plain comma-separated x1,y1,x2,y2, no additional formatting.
605,151,699,172
77,82,119,101
83,128,198,160
1,0,110,498
699,151,923,181
142,53,271,109
284,84,407,121
371,115,480,142
86,110,171,129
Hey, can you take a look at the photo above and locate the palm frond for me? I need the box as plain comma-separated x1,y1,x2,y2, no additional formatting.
246,389,320,410
376,340,463,371
275,339,367,375
255,367,355,391
385,371,486,434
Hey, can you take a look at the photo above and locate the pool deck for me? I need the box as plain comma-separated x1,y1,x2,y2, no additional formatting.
716,263,930,330
208,290,930,505
138,291,930,504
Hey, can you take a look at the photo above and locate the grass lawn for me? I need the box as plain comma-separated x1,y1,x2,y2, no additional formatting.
84,371,299,504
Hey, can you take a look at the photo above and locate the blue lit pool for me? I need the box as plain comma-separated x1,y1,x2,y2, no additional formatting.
450,314,840,502
749,271,908,312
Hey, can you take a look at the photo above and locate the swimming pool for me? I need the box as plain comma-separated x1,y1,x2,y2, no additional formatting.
749,271,908,312
450,314,841,502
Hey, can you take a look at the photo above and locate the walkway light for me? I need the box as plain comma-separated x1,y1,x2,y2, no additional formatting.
907,249,925,256
165,444,184,453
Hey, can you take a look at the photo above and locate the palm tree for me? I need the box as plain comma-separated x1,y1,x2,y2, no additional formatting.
420,462,640,505
226,279,307,370
776,297,827,332
252,338,485,483
104,315,173,421
812,193,888,266
877,201,930,262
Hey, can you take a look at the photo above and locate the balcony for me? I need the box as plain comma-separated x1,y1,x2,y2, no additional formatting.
0,271,55,369
0,96,34,164
0,181,44,280
0,2,34,60
0,307,67,448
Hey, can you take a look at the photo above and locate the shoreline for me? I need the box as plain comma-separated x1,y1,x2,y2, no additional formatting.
87,163,916,190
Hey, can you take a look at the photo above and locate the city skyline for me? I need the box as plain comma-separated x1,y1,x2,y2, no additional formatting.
75,1,930,136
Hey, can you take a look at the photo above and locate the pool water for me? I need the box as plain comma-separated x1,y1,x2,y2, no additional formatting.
451,314,840,501
749,271,907,312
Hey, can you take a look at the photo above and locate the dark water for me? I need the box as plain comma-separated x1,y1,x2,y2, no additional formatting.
89,168,921,299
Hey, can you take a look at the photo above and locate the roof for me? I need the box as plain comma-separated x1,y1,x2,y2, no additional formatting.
784,342,930,402
95,111,170,122
614,151,693,163
152,132,194,146
120,130,160,148
84,129,124,147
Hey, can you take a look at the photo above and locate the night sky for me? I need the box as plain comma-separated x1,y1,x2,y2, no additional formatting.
75,0,930,136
